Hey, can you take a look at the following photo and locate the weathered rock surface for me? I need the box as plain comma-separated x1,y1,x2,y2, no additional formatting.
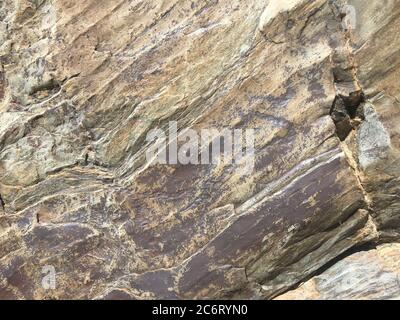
275,243,400,300
0,0,398,299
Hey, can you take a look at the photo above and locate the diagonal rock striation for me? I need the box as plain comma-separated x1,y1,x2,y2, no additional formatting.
0,0,399,299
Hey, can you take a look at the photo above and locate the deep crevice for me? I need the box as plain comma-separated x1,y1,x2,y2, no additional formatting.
0,193,5,211
330,93,365,141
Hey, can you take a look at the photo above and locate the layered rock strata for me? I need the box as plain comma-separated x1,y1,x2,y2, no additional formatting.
0,0,399,299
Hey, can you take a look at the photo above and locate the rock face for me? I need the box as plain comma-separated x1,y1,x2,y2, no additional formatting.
0,0,398,300
275,244,400,300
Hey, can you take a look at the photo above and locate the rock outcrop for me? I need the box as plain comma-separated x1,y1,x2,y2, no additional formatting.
0,0,399,299
275,243,400,300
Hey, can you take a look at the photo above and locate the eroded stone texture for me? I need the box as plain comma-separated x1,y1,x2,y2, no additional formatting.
344,0,400,241
0,0,398,299
275,243,400,300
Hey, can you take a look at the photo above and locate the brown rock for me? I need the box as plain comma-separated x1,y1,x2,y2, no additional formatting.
0,0,398,299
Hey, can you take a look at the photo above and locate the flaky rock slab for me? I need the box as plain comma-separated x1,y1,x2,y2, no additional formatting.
275,243,400,300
